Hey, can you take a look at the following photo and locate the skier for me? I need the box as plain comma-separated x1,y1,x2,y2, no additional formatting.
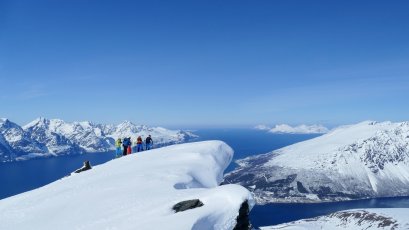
122,137,130,156
127,137,132,155
115,138,122,158
137,136,143,152
145,135,153,150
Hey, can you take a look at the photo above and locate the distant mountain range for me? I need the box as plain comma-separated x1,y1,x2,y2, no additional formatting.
255,124,329,134
0,118,197,162
227,121,409,203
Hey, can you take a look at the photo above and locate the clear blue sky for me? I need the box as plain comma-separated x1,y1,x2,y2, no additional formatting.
1,0,408,128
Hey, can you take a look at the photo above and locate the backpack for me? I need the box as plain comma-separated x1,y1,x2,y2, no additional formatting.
123,138,130,146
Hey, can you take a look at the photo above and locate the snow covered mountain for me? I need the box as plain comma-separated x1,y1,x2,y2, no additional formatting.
98,120,196,147
261,208,409,230
24,118,113,154
1,117,197,162
0,118,46,161
226,121,409,203
255,124,329,134
23,118,84,157
0,141,254,230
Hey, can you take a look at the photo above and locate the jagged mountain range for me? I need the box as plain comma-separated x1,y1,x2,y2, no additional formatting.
0,118,197,162
226,121,409,203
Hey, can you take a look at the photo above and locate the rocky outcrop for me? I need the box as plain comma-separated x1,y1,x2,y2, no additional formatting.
74,161,92,174
173,199,204,213
233,200,252,230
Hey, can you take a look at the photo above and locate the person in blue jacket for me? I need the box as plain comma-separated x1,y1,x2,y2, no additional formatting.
122,137,130,156
145,135,153,150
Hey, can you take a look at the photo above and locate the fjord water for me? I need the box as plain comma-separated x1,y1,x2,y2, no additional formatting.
1,128,409,228
193,128,321,172
0,151,114,200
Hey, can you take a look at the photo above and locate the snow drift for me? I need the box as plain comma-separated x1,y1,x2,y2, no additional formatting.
0,141,253,230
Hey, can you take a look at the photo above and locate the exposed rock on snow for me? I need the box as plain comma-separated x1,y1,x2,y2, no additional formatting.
173,199,204,213
227,121,409,203
0,141,253,230
260,208,409,230
73,160,92,174
234,200,252,230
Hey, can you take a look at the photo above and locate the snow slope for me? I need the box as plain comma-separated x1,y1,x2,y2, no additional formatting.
227,121,409,203
0,141,253,230
261,208,409,230
255,124,329,134
0,117,197,162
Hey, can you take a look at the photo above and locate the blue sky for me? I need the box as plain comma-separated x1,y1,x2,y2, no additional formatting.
1,0,408,128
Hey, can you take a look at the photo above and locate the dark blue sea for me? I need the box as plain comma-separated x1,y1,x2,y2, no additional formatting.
1,128,408,228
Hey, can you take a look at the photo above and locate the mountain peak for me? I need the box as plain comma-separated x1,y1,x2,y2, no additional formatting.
35,117,50,124
23,117,50,129
119,120,136,126
0,118,9,124
0,118,13,131
0,118,21,130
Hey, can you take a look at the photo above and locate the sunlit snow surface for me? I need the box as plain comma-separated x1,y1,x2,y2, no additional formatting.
227,121,409,203
261,208,409,230
0,141,253,230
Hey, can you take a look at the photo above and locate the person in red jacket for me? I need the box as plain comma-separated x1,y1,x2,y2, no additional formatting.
137,136,143,152
127,137,132,154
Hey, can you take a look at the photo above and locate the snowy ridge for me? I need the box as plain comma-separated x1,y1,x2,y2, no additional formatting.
0,118,45,161
255,124,329,134
0,117,197,162
261,208,409,230
227,121,409,203
0,141,253,230
98,120,196,148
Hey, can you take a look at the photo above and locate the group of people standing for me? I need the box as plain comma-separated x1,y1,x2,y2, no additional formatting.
114,135,153,157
